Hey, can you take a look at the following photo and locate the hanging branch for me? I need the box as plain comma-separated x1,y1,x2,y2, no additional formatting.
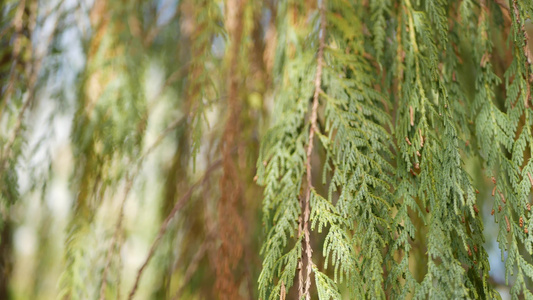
98,175,134,300
170,226,217,300
0,2,61,173
98,113,196,299
127,158,222,300
0,0,26,118
298,1,326,299
511,0,533,107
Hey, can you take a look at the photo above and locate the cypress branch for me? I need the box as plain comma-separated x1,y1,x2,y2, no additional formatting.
298,0,326,299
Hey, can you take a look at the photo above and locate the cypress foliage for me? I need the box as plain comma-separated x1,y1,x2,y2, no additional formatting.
1,0,533,299
258,0,533,299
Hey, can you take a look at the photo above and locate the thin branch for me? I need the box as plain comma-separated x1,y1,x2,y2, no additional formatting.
1,94,32,169
170,227,217,300
169,152,217,298
98,176,134,300
511,0,533,108
100,26,222,297
144,61,191,113
99,115,187,299
512,0,533,64
0,0,60,173
99,65,219,298
0,0,26,117
140,117,187,162
127,159,222,300
298,1,326,299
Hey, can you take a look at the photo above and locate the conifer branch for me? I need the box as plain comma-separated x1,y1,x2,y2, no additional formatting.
98,177,134,300
99,115,187,299
298,1,326,299
511,0,533,109
0,2,59,174
0,0,26,117
170,228,216,300
127,159,222,300
512,0,533,63
404,0,426,101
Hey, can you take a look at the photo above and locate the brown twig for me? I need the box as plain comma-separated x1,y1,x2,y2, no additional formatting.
505,215,511,232
127,159,222,300
298,1,326,299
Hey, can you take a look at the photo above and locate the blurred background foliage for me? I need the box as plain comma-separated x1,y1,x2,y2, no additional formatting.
0,0,269,298
0,0,531,299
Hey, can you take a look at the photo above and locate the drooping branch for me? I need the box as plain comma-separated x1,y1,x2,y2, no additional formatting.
127,159,222,300
0,0,26,118
0,1,60,174
99,117,188,299
170,227,217,300
101,114,217,300
298,1,326,299
511,0,533,109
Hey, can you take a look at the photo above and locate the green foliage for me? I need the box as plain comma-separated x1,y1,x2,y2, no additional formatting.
257,0,533,299
3,0,533,299
256,4,314,297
